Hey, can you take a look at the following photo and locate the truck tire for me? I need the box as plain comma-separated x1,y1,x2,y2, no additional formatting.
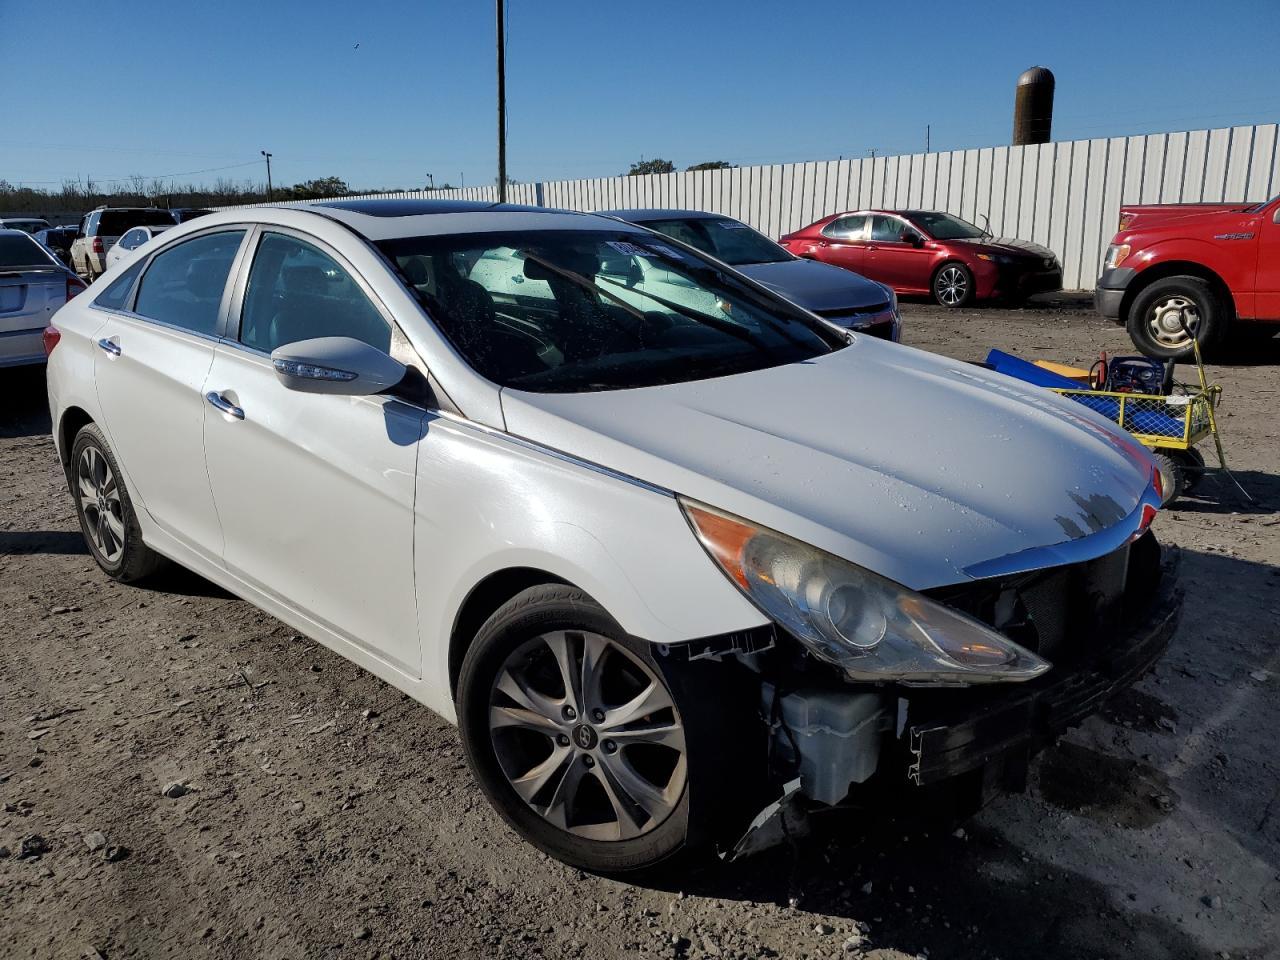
1127,276,1226,360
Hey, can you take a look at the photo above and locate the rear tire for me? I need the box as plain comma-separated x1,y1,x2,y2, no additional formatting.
933,263,974,308
1150,451,1184,505
69,424,166,582
1169,447,1206,495
457,585,694,874
1126,277,1226,360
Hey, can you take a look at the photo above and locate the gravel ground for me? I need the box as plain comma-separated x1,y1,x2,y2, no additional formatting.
2,298,1278,960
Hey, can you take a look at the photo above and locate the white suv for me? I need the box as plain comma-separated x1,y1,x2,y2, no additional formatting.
69,207,176,281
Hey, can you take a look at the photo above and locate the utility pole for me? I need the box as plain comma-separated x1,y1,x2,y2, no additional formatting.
261,150,273,200
926,125,931,154
496,0,507,202
425,173,434,191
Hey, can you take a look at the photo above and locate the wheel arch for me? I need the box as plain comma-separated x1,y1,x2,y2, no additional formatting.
1120,261,1236,326
57,406,95,473
448,567,572,698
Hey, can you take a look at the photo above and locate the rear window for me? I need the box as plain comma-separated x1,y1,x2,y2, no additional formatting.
97,210,177,236
0,234,57,269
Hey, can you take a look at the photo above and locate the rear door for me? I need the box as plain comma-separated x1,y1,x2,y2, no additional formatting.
92,228,249,560
202,228,425,675
815,215,868,273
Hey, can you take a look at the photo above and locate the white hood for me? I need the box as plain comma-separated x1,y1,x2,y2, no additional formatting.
499,338,1156,590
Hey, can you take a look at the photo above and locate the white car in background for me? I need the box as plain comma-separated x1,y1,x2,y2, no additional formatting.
44,199,1177,874
105,224,173,269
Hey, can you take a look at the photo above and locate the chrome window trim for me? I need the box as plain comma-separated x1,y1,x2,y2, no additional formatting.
429,408,674,498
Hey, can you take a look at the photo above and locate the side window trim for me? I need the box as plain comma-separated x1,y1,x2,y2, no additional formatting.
95,227,251,342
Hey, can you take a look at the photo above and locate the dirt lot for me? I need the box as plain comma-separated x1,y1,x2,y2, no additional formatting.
2,298,1279,960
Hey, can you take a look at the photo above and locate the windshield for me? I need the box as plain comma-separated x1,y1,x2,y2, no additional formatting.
904,212,987,240
640,217,792,266
98,209,178,235
378,229,841,393
0,233,57,269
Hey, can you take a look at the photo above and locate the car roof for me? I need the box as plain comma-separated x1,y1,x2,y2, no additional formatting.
598,208,729,223
297,198,640,241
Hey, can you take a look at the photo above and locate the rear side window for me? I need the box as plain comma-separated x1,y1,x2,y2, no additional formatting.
239,232,390,354
133,231,245,335
822,215,867,240
93,261,145,311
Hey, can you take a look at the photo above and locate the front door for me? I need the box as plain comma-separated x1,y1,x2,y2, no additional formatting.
202,229,425,676
1255,202,1280,320
864,215,934,293
92,229,248,560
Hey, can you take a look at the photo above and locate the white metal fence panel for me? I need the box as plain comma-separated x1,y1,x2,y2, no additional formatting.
224,122,1277,290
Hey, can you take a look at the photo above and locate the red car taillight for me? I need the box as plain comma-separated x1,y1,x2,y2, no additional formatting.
66,275,87,299
42,326,61,356
91,237,104,254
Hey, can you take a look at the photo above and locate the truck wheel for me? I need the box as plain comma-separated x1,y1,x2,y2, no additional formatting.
1127,277,1225,360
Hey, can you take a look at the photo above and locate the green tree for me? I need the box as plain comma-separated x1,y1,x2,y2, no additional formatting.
626,158,676,176
686,161,735,171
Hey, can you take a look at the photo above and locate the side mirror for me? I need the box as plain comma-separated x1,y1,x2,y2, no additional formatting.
271,336,406,396
900,231,923,247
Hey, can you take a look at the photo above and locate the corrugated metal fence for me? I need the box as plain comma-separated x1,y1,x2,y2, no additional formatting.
269,122,1280,290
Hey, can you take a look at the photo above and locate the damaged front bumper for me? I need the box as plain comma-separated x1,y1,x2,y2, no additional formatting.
904,548,1181,786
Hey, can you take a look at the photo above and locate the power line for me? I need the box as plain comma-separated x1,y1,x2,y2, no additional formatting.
8,159,264,188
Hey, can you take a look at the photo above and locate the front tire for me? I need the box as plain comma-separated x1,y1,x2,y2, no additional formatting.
457,585,692,874
69,424,166,582
1126,277,1225,360
933,262,974,307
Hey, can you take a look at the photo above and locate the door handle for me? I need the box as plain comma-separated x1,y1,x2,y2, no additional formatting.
866,244,879,251
205,391,245,421
96,338,121,357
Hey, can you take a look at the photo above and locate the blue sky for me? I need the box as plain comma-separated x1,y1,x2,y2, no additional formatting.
4,0,1279,192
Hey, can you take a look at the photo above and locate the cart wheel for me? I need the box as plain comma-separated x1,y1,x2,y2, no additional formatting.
1150,452,1183,505
1170,448,1206,495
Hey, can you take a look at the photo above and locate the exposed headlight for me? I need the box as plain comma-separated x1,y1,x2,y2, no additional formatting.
1104,244,1131,270
682,500,1050,685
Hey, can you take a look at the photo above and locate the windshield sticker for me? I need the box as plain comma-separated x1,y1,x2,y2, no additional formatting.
715,220,749,229
605,241,652,257
643,242,688,259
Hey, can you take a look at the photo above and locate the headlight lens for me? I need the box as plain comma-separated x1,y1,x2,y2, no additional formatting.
1104,244,1131,270
683,500,1051,685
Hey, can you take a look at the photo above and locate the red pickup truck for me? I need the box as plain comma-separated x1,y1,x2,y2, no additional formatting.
1095,195,1280,358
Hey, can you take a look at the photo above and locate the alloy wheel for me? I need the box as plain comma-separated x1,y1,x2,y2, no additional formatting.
77,446,125,563
1148,295,1200,348
935,266,969,305
488,630,687,842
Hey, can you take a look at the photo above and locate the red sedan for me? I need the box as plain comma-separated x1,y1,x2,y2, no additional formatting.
779,210,1062,307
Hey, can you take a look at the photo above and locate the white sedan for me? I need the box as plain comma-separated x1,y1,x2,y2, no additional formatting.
44,200,1177,873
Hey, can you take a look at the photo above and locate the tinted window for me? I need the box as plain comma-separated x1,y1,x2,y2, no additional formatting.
93,261,145,311
0,233,57,268
871,216,909,242
133,231,245,335
902,212,986,240
239,233,390,354
822,215,866,240
120,229,143,250
378,230,839,393
97,209,178,236
642,218,790,266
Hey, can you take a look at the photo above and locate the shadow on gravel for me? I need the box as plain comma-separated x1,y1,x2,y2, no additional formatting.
1167,469,1276,516
0,529,88,555
1205,334,1280,367
0,365,52,438
665,817,1218,960
139,564,235,599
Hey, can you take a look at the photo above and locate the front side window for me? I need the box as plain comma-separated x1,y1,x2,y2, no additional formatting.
239,232,391,354
120,229,144,250
643,218,791,266
822,215,867,240
379,230,841,393
870,216,909,243
133,230,245,335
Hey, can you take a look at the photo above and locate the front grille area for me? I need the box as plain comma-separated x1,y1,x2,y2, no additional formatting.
813,302,891,320
924,536,1157,666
